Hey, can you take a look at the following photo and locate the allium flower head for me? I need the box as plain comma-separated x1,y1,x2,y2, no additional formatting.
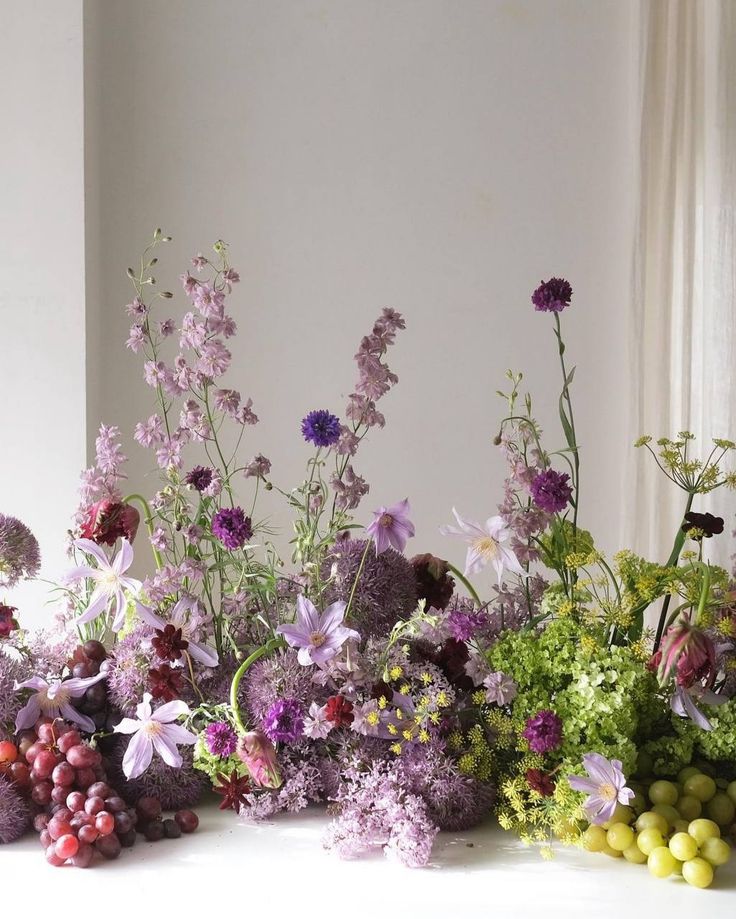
277,595,360,666
568,752,634,824
14,671,107,734
530,469,573,514
531,277,573,313
113,693,196,779
205,721,238,757
107,736,204,810
243,651,317,726
0,775,30,844
522,709,563,754
301,409,341,448
440,508,526,584
366,498,415,554
262,698,305,744
0,514,40,588
212,507,253,550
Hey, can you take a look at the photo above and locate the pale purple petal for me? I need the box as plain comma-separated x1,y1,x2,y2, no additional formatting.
14,676,49,692
296,594,320,633
136,694,153,721
567,775,600,795
59,702,96,734
114,718,142,735
14,696,42,731
318,601,349,634
187,639,219,668
135,602,165,630
64,565,98,583
161,723,197,745
151,698,191,723
122,732,153,779
110,588,127,631
76,587,110,625
74,539,111,568
151,732,182,768
113,538,134,575
277,622,311,648
63,672,106,696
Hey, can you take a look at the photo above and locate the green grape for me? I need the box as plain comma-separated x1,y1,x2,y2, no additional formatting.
699,837,731,867
673,819,690,834
637,828,665,856
668,832,698,861
652,803,679,828
582,825,607,853
630,792,647,816
649,780,678,806
688,818,720,845
678,765,700,784
648,846,678,878
607,823,635,852
676,794,702,822
727,780,736,806
601,843,623,858
635,811,669,835
623,843,647,864
610,804,635,826
683,774,717,803
705,791,736,827
682,856,714,888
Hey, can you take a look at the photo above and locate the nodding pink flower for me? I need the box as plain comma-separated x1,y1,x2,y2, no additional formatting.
79,499,140,547
658,620,718,689
277,595,360,666
14,672,107,733
440,508,526,584
236,731,281,788
113,693,196,779
66,538,141,631
366,499,415,554
568,753,634,824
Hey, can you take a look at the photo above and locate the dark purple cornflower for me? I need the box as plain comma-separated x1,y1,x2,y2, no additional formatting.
522,709,563,754
212,507,253,550
531,277,573,313
185,465,214,492
262,699,305,744
301,410,341,448
530,469,573,514
205,721,238,757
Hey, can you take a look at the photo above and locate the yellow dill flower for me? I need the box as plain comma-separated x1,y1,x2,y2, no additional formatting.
402,729,414,741
418,695,430,707
387,723,398,735
399,683,411,696
579,634,597,656
436,690,449,708
389,666,403,680
540,845,554,860
390,743,402,755
420,672,432,685
418,729,430,743
472,689,486,705
498,812,513,830
429,711,441,725
447,731,463,750
366,711,380,726
557,599,575,618
377,695,387,710
716,617,736,638
628,638,651,662
395,708,404,721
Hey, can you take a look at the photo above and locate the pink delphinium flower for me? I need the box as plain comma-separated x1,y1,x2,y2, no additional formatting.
66,538,141,631
366,499,415,555
113,693,196,779
14,672,107,733
440,508,525,584
134,414,165,448
568,753,635,824
277,595,360,666
483,671,517,706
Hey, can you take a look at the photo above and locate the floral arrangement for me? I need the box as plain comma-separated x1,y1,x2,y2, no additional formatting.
1,236,735,888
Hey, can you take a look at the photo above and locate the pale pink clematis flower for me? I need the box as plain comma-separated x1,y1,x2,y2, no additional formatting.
365,498,415,554
113,693,196,779
440,508,526,584
14,672,107,733
135,595,219,667
66,538,141,631
277,595,360,666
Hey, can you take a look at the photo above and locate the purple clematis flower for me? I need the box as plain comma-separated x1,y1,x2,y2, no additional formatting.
14,672,107,733
671,683,728,731
277,595,360,666
113,693,196,779
66,538,141,631
568,752,635,825
136,594,219,667
440,508,525,584
365,499,415,554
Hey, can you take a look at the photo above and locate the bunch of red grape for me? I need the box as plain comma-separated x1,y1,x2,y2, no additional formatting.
68,640,110,731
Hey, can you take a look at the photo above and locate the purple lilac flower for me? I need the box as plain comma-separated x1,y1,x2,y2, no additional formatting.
448,608,489,641
483,671,517,705
366,498,415,555
530,469,573,514
568,753,635,824
301,409,342,448
14,672,107,733
277,595,360,666
212,507,253,550
262,699,305,744
531,277,573,313
244,454,271,479
185,465,214,492
114,693,196,779
0,514,40,588
205,722,238,757
522,709,563,754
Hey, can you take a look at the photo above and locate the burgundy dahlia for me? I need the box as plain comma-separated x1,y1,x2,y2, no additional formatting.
531,277,573,313
522,709,563,754
212,507,253,550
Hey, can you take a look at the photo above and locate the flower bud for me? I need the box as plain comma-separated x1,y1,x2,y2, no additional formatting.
236,731,281,789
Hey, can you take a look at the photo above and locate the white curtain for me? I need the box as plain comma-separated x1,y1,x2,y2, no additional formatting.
628,0,736,571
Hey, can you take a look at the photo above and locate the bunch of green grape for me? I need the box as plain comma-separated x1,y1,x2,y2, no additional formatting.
582,767,735,889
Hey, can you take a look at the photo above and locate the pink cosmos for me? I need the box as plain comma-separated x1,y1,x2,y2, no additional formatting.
136,595,219,667
366,499,415,554
440,508,525,584
277,595,360,666
568,753,635,824
15,672,107,733
113,693,196,779
66,538,141,631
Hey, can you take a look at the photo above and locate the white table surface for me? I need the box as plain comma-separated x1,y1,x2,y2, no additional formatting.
3,802,735,916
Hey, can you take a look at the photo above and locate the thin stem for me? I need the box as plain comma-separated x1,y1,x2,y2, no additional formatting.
123,493,163,569
344,540,373,621
446,562,483,608
230,637,284,733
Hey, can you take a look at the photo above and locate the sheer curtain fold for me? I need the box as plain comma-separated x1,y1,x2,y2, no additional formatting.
628,0,736,570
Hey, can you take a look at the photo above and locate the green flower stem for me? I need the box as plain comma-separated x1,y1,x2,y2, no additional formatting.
344,539,373,621
123,493,163,569
554,314,580,537
653,492,695,651
229,637,285,734
446,562,483,608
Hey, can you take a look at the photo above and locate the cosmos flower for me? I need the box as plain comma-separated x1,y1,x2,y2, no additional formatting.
277,595,360,666
440,509,525,584
14,672,107,733
136,595,219,667
66,538,141,631
366,499,415,554
568,753,635,824
113,693,196,779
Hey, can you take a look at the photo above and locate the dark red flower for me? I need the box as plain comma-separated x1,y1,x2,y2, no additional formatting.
80,499,140,546
214,771,252,812
526,768,556,797
324,695,354,727
411,553,455,611
682,511,724,540
0,604,18,639
148,662,184,701
151,624,189,662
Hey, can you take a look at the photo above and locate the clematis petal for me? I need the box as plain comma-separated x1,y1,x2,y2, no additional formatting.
113,538,134,575
277,622,311,648
64,565,98,584
14,696,42,731
14,676,49,692
136,693,154,721
296,594,320,633
76,587,110,625
64,671,107,696
187,640,219,668
151,698,191,722
114,718,143,735
319,601,348,634
151,732,183,769
161,723,197,746
135,601,165,630
74,539,112,569
59,702,96,734
568,776,599,795
122,732,153,779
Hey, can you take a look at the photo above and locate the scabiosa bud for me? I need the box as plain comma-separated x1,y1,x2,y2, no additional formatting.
531,277,573,313
184,465,214,492
301,409,341,448
411,554,455,611
262,699,305,744
211,507,253,550
522,709,563,754
530,469,573,514
80,498,141,546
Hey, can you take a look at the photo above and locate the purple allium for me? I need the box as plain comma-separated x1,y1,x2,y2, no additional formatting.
107,737,206,810
107,624,158,716
184,465,214,492
205,721,238,757
301,409,341,448
212,507,253,550
522,709,563,754
262,699,305,744
0,775,30,844
243,650,320,725
568,752,635,825
0,514,40,588
0,652,32,741
366,498,415,555
530,469,573,514
531,277,573,313
448,608,489,642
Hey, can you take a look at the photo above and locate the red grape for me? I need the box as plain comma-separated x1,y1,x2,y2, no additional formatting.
70,843,95,868
57,731,82,754
55,834,80,860
175,810,199,833
95,833,122,860
78,825,99,845
66,791,86,812
95,812,114,836
0,740,18,763
45,844,66,867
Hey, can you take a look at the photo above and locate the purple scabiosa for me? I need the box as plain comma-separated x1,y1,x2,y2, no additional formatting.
243,650,319,725
0,514,40,588
106,624,157,716
0,775,30,844
530,469,573,514
106,736,206,810
323,539,418,639
211,507,253,550
531,277,573,313
301,409,341,448
184,465,214,493
262,699,305,744
411,554,455,612
522,709,563,754
205,722,238,757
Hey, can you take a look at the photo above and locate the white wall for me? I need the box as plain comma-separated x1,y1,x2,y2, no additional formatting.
0,1,86,626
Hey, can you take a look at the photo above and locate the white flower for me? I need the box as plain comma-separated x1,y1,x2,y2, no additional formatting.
302,702,332,739
113,693,196,779
440,508,526,584
67,538,141,631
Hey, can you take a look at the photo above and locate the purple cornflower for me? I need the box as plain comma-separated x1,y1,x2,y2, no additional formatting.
205,722,238,757
212,507,253,550
522,709,563,753
568,753,635,825
277,595,360,666
366,498,415,554
301,410,341,448
185,465,214,492
531,277,573,313
0,514,40,588
530,469,573,514
448,608,488,642
262,699,305,744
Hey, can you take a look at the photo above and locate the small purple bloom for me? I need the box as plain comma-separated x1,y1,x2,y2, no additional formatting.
483,671,517,706
277,595,360,666
366,498,415,554
185,465,214,492
262,699,305,744
568,752,635,824
212,507,253,550
531,277,573,313
522,709,563,753
301,409,342,448
448,608,488,642
14,672,107,734
205,721,238,757
530,469,573,514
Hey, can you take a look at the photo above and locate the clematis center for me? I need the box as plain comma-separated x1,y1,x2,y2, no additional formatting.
41,682,71,711
141,720,164,738
599,783,617,802
309,630,326,648
100,570,120,589
379,513,394,529
473,536,499,560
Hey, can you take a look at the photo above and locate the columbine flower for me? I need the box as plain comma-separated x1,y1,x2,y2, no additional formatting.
236,731,281,787
366,499,415,554
440,508,525,584
531,277,573,313
67,538,141,631
136,595,219,667
80,499,140,546
301,409,341,447
0,514,41,588
205,722,238,757
244,454,272,479
14,672,106,733
522,709,563,753
568,753,635,824
681,511,724,539
262,699,305,744
530,469,573,514
113,693,196,779
277,595,360,666
483,671,517,706
211,507,253,550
